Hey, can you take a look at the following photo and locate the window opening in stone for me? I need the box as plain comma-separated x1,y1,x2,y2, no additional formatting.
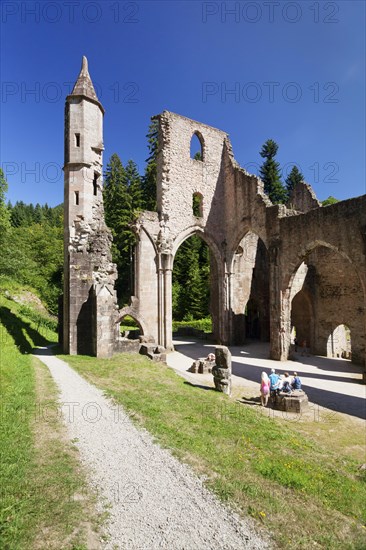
75,133,80,147
190,132,204,160
74,191,79,205
193,192,203,217
119,315,142,340
93,173,98,196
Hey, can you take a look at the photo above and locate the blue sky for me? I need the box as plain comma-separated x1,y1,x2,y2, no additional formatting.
1,0,365,206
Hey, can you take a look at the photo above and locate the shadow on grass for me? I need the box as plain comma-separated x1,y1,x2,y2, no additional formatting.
183,381,216,392
0,306,52,354
238,396,261,407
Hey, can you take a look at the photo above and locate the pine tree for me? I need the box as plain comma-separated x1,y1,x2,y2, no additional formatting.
141,119,158,211
185,247,203,319
103,154,137,304
33,203,43,224
259,139,287,204
172,235,210,321
285,165,304,202
125,159,144,213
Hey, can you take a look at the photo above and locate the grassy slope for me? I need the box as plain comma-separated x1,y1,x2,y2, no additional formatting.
0,289,100,549
62,352,366,550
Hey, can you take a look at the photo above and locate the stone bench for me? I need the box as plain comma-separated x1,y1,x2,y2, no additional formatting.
272,390,309,413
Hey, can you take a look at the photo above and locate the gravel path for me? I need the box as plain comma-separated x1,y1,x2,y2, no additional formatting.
34,349,270,550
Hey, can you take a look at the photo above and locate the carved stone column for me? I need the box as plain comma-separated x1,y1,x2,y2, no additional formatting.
162,253,173,351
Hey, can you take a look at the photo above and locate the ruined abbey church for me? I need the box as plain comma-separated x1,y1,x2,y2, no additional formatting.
60,57,366,382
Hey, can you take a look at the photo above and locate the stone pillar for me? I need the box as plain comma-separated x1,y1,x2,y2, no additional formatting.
223,266,232,345
94,284,119,358
162,253,173,351
212,345,232,395
269,242,281,360
157,253,164,348
269,242,291,360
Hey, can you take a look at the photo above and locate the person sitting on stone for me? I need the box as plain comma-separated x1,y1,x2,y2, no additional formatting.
259,371,270,407
291,372,302,390
281,372,292,393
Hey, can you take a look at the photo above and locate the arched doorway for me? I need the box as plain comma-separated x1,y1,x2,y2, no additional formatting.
287,243,364,364
291,289,313,351
119,314,142,340
230,232,270,344
327,324,352,359
172,233,212,335
171,231,221,342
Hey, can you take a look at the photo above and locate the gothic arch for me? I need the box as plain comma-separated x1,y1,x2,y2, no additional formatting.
190,130,205,161
229,231,270,344
228,229,268,270
284,240,362,295
172,226,222,270
283,240,365,364
117,306,148,337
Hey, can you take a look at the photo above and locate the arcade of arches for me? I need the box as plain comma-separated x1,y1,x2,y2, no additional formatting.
127,112,366,384
63,73,366,383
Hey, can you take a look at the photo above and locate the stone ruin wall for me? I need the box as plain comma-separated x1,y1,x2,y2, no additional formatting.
278,196,366,366
62,60,366,376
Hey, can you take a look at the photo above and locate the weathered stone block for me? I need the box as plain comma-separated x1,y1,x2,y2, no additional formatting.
274,390,309,413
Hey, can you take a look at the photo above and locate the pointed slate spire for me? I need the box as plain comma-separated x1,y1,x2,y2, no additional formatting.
71,56,99,102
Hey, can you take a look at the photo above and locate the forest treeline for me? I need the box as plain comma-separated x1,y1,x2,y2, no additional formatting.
0,189,63,314
0,130,338,318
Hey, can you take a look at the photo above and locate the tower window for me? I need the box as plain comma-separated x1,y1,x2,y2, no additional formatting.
75,191,79,205
190,132,204,161
75,133,80,147
193,192,203,217
93,173,98,196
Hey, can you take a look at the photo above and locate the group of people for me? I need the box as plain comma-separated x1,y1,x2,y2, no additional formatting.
259,369,302,407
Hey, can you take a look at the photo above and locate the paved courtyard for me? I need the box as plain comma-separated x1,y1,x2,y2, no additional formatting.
167,338,366,421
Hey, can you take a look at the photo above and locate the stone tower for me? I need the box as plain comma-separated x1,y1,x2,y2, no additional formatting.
62,56,119,357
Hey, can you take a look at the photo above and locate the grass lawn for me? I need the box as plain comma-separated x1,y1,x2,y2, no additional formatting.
0,291,100,549
61,352,366,550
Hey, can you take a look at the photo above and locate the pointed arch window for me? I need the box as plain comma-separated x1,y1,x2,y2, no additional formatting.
190,132,204,161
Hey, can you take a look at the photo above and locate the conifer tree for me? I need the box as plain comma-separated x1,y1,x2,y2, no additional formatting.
259,139,287,204
172,235,210,321
285,165,304,201
103,153,133,302
125,159,143,213
185,247,203,319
